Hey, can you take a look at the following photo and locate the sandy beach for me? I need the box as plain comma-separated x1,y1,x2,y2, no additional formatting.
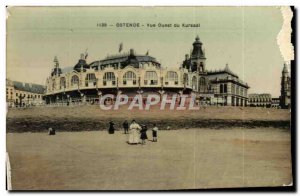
7,128,292,190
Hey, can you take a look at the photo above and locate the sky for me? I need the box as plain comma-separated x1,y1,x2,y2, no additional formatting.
6,7,287,97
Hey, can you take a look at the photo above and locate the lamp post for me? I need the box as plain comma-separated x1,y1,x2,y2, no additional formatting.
67,94,70,106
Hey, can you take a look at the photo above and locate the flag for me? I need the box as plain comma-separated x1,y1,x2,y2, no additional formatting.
84,48,88,59
119,43,123,53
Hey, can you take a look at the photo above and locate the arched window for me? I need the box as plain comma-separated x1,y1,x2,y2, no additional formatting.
220,84,224,93
200,62,204,72
60,77,66,89
199,77,205,85
123,71,137,85
103,72,116,86
85,73,96,81
192,76,197,90
165,71,178,85
144,71,158,85
199,77,206,92
71,75,79,87
85,73,97,87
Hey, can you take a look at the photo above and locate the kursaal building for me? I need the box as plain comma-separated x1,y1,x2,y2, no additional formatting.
45,36,250,106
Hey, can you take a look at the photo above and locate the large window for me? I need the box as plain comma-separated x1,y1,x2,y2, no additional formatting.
224,84,227,93
60,77,66,89
71,75,79,87
192,76,197,90
85,73,97,87
144,71,158,85
199,77,205,86
236,85,239,95
231,84,235,94
103,72,116,86
123,71,137,85
198,77,206,92
165,71,178,85
200,62,204,72
183,73,189,86
220,84,224,93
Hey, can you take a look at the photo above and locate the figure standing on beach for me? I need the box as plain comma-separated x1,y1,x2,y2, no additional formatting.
48,127,56,135
123,120,129,134
128,120,141,144
140,125,148,145
108,121,115,134
152,124,158,142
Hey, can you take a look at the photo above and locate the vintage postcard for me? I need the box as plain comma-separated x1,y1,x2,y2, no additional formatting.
6,6,294,190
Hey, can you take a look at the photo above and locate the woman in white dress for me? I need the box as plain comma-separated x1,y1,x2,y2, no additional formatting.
128,120,141,144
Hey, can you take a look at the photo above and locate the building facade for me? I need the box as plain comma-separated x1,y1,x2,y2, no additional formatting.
279,63,291,109
44,36,250,106
248,93,272,107
6,79,45,107
271,98,280,108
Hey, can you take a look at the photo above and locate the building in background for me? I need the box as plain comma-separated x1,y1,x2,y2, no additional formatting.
44,36,250,106
247,63,292,109
6,79,45,107
279,63,291,109
248,94,272,107
271,98,280,108
181,36,250,106
202,64,249,106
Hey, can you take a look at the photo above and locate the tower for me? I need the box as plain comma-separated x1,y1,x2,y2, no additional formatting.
190,35,206,73
280,63,291,109
51,56,62,77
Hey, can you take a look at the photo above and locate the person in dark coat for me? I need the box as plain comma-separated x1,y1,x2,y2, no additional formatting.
108,121,115,134
123,120,129,134
140,124,148,145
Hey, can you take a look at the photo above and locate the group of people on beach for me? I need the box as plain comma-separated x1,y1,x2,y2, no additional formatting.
108,120,158,145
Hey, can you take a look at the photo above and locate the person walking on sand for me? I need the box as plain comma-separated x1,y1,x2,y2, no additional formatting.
140,124,148,145
152,124,158,142
128,120,141,144
123,120,129,134
108,121,115,134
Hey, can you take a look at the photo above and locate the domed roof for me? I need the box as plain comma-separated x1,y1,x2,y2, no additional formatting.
51,56,62,76
51,68,62,76
73,54,90,72
90,49,161,70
